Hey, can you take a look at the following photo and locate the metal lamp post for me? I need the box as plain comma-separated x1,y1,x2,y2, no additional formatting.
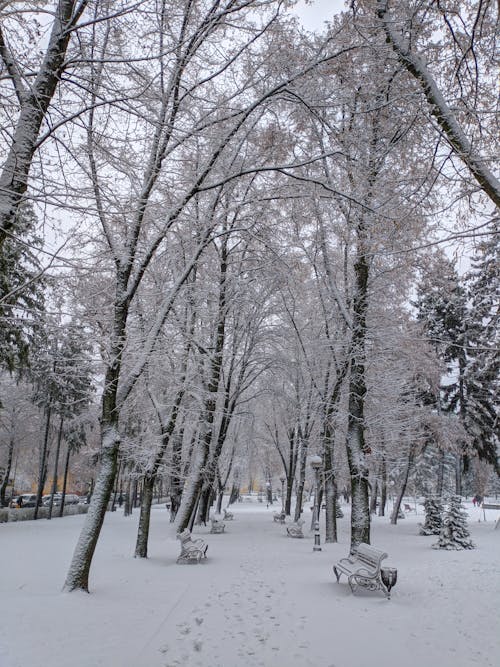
280,476,285,512
310,455,322,552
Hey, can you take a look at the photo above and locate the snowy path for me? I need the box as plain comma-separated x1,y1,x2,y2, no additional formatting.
0,501,499,667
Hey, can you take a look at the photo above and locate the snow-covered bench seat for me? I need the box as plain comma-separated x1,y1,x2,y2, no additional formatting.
176,529,208,564
286,518,304,538
482,503,500,529
333,543,394,599
223,508,234,521
210,517,225,534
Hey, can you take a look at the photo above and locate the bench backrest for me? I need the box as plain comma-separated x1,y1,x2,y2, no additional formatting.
482,503,500,510
177,529,192,545
355,543,388,570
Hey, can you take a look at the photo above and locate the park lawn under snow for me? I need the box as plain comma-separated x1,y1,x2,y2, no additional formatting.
0,500,498,667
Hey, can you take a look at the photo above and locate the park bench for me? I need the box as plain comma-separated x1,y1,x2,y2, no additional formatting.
223,508,234,521
403,503,415,512
273,511,286,524
176,529,208,564
333,543,396,599
286,518,304,538
482,503,500,529
210,517,226,534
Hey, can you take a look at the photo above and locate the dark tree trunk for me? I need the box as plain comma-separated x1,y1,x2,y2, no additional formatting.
176,239,228,533
436,449,445,497
64,298,126,592
0,434,15,507
294,443,308,521
135,476,154,558
34,406,52,520
0,0,89,249
370,478,378,514
391,446,415,524
378,455,387,517
59,432,73,517
48,416,64,520
345,244,371,550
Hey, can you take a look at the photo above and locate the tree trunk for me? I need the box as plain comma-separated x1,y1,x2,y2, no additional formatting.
64,298,126,591
0,433,15,507
377,0,500,210
48,416,64,520
345,244,371,550
0,1,88,249
370,478,378,514
124,478,133,517
176,239,228,532
436,449,445,497
135,476,154,558
294,442,308,521
324,471,337,543
390,446,415,524
58,433,71,517
34,406,52,520
378,455,387,517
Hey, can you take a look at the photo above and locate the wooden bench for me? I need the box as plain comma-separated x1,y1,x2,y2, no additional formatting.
286,518,304,538
210,517,225,534
403,503,415,513
223,508,234,521
176,529,208,564
273,511,286,524
333,543,395,599
482,503,500,529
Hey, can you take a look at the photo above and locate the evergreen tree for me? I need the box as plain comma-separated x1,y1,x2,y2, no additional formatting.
0,202,45,375
463,231,499,471
415,249,499,492
433,495,475,550
29,317,94,518
419,496,444,535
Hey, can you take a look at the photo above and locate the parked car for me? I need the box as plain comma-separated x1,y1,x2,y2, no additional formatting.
42,494,62,506
13,493,39,508
42,493,80,506
63,494,81,505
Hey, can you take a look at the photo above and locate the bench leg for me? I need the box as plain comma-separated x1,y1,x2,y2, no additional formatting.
333,566,341,583
347,575,358,594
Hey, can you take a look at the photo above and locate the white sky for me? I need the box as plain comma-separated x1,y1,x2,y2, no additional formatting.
292,0,348,31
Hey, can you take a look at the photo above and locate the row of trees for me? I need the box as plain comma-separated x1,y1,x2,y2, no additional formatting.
0,1,498,592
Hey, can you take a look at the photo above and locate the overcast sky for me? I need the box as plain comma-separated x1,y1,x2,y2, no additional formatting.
292,0,347,31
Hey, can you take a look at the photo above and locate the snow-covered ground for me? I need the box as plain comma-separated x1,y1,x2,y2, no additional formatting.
1,499,498,667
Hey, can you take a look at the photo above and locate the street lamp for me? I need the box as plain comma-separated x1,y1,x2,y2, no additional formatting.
309,455,322,552
280,476,285,512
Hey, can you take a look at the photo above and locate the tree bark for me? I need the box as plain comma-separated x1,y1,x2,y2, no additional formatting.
48,416,64,520
390,446,415,524
63,298,126,591
378,454,387,517
0,433,15,507
135,476,154,558
345,244,371,550
34,406,52,520
0,1,89,248
376,0,500,209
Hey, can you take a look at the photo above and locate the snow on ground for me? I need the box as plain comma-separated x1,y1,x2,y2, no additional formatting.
0,499,499,667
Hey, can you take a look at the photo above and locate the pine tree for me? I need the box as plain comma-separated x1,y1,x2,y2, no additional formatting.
0,202,45,374
463,231,499,472
433,495,475,550
419,496,444,535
